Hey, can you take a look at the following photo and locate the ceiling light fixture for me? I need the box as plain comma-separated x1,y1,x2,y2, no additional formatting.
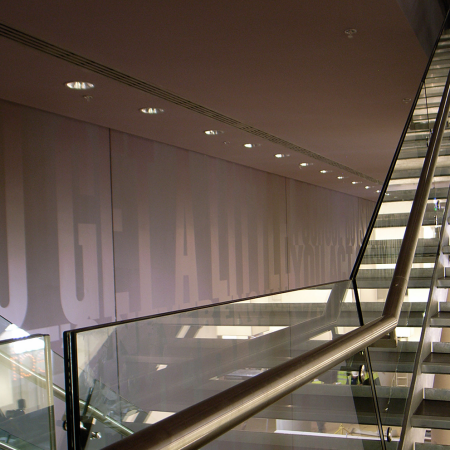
299,162,312,167
140,108,164,114
320,170,331,174
244,143,260,148
345,29,357,38
275,153,289,158
352,181,361,185
365,186,370,189
65,81,94,90
337,176,346,180
204,130,224,135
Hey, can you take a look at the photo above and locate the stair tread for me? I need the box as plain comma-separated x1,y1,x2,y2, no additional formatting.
433,341,450,352
430,311,450,327
358,268,434,277
412,399,450,430
383,188,449,202
423,353,450,374
423,353,450,364
415,444,450,450
214,430,391,450
424,388,450,402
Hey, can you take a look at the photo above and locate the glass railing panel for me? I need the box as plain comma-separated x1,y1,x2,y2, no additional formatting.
0,429,42,450
65,280,363,449
202,350,384,450
50,353,68,450
0,335,56,450
0,316,67,450
363,334,422,450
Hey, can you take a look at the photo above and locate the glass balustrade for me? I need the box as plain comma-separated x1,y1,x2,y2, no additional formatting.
202,348,384,450
65,280,383,449
0,334,56,450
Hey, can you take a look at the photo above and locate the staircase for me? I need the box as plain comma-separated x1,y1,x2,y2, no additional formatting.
353,26,450,450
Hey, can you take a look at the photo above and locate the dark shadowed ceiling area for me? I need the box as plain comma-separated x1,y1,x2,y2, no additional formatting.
0,0,447,200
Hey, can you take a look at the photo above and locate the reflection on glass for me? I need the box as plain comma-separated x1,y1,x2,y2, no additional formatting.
203,350,383,449
66,281,373,448
0,334,55,450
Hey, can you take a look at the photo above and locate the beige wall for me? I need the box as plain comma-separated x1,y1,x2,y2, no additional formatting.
0,100,374,351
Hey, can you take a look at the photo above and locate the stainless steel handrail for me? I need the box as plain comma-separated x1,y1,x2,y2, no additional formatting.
102,72,450,450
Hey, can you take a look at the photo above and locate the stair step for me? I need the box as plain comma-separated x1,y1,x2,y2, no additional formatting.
433,341,450,353
423,353,450,374
344,349,416,373
412,399,450,430
439,302,450,312
156,393,405,427
399,142,450,157
374,212,443,229
415,444,450,450
392,166,450,181
424,388,450,402
430,311,450,327
295,339,418,354
357,268,434,289
383,188,448,202
364,238,439,257
211,430,392,450
358,279,432,289
199,381,409,400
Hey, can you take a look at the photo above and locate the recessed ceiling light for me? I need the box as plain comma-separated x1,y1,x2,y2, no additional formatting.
244,143,260,148
345,29,357,38
352,181,361,185
365,186,370,189
299,162,312,167
337,176,346,180
275,153,289,158
204,130,224,135
65,81,94,90
376,190,381,193
140,107,164,114
320,170,331,174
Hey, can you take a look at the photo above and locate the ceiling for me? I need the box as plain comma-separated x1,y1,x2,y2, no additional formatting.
0,1,445,201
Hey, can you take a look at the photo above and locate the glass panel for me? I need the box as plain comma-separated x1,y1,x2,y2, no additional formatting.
65,280,366,449
51,353,68,450
0,316,66,450
203,350,383,450
0,335,56,450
